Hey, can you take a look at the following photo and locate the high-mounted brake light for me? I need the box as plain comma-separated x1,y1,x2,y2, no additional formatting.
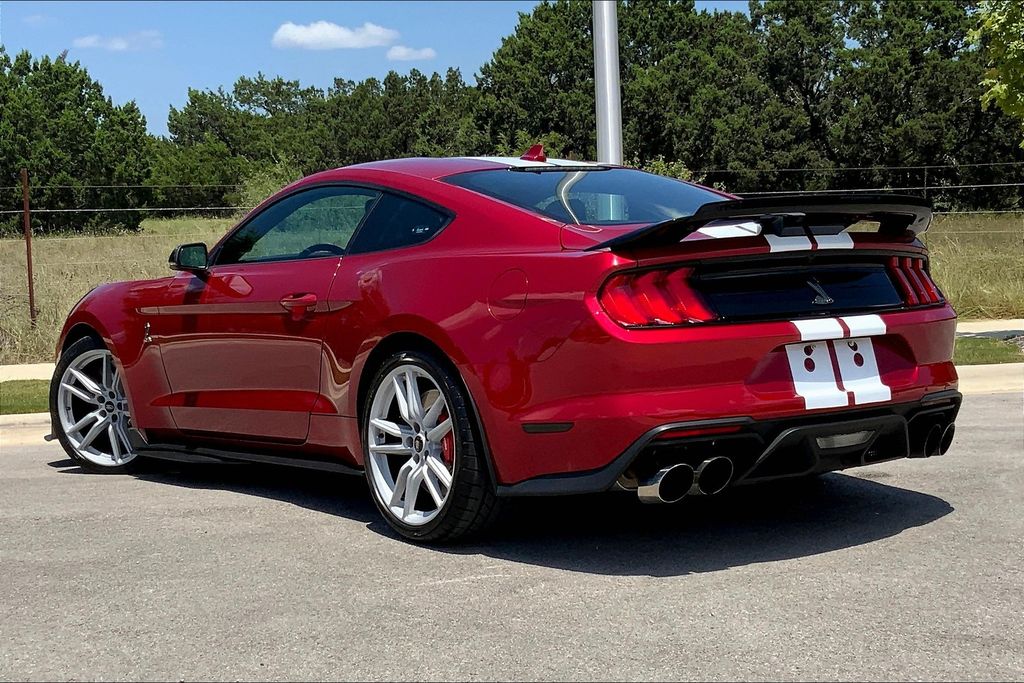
520,144,547,162
888,256,943,307
599,267,716,327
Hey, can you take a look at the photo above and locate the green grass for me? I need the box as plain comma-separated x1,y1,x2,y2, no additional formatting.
0,379,49,414
0,213,1021,365
952,337,1024,366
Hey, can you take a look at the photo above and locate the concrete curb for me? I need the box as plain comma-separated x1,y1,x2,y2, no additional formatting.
1,364,1018,432
956,319,1024,336
0,412,50,427
956,363,1024,395
0,363,54,382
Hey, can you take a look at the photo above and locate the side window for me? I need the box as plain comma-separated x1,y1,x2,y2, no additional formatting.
347,192,450,254
216,186,381,265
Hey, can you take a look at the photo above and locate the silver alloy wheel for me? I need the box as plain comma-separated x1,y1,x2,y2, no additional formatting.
367,364,456,526
56,349,136,467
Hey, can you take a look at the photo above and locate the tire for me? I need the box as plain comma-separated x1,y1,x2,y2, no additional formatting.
49,335,139,473
362,350,502,542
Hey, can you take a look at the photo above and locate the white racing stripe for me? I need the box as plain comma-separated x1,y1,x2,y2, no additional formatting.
765,234,813,252
792,315,887,341
695,220,762,239
785,342,849,409
792,318,845,341
787,316,891,409
461,156,602,169
833,337,891,405
813,233,855,249
840,314,886,337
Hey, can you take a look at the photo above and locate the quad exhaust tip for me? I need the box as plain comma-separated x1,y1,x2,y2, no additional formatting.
923,424,944,458
637,463,694,504
910,420,956,458
939,423,955,455
692,456,734,496
637,456,735,504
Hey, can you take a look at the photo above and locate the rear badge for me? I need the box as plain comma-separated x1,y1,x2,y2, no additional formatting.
807,278,835,306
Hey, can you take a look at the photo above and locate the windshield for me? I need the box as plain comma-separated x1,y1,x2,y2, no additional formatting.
444,167,724,226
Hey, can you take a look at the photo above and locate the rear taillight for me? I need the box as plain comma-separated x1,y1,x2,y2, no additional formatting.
599,267,716,327
888,256,943,306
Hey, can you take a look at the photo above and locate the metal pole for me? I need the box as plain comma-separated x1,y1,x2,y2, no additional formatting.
593,0,623,165
21,168,37,328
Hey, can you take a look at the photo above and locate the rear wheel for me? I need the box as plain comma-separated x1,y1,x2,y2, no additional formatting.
50,336,138,473
362,351,501,542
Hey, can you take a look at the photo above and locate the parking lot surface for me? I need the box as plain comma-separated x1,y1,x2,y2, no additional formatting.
1,391,1021,681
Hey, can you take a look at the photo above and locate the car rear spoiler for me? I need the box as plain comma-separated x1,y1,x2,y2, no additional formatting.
585,193,933,252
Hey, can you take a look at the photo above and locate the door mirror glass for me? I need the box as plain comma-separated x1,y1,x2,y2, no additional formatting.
169,242,208,272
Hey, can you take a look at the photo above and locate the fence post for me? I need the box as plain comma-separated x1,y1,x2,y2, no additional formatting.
21,168,38,328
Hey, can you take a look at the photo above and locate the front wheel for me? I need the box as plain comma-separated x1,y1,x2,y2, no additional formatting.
362,351,501,542
50,336,138,473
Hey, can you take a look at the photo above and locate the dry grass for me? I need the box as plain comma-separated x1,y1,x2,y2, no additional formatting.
0,217,232,364
0,213,1021,365
924,213,1024,320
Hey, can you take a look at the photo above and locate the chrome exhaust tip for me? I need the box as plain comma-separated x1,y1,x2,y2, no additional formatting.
923,423,944,458
939,423,956,455
637,463,695,504
692,456,734,496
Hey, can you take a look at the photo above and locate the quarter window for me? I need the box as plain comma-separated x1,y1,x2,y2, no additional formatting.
347,193,450,254
217,186,381,265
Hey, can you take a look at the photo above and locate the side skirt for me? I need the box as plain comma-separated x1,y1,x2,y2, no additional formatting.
127,428,363,476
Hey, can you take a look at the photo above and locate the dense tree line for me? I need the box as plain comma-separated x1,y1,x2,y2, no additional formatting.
2,0,1023,235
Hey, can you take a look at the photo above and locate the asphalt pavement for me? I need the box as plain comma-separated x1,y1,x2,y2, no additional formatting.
1,391,1021,681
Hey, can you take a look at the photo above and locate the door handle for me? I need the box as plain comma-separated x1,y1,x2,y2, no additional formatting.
280,293,318,320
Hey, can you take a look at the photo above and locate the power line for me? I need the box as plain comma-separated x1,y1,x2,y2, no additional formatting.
697,160,1024,174
0,206,249,215
740,182,1024,195
1,183,245,190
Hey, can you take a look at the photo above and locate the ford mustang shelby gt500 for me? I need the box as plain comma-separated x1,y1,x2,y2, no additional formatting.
49,148,960,541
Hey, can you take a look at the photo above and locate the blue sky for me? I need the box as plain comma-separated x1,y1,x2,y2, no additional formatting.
1,0,750,136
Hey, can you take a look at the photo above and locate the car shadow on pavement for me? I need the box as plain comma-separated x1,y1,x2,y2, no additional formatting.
445,473,954,577
47,458,952,577
47,457,380,524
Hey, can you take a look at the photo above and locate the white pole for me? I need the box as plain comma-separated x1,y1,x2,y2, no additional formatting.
592,0,623,165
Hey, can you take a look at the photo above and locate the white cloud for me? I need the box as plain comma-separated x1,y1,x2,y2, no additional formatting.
23,14,47,26
386,45,437,61
72,30,163,51
272,21,399,50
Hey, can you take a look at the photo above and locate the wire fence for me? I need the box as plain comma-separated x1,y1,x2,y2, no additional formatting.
1,169,1022,330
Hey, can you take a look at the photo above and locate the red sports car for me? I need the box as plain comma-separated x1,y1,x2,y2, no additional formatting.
48,149,961,542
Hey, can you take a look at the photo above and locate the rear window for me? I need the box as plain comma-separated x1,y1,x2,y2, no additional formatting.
444,167,722,226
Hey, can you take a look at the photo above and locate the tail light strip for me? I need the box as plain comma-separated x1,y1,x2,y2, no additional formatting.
600,267,715,327
602,256,943,329
889,257,943,306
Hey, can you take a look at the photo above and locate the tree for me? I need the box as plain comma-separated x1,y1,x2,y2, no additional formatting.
476,0,597,158
0,48,151,234
836,0,1023,207
975,0,1024,148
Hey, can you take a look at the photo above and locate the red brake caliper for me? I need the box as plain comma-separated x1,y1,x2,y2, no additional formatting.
438,408,454,467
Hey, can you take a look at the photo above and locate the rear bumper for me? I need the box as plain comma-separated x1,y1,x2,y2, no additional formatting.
473,304,957,486
496,389,961,496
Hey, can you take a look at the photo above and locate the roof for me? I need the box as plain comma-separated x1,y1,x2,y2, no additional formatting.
339,155,611,180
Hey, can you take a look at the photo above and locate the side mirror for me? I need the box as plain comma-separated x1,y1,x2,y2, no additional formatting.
169,242,209,273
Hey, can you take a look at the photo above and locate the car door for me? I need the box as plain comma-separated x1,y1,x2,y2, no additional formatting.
155,185,381,443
